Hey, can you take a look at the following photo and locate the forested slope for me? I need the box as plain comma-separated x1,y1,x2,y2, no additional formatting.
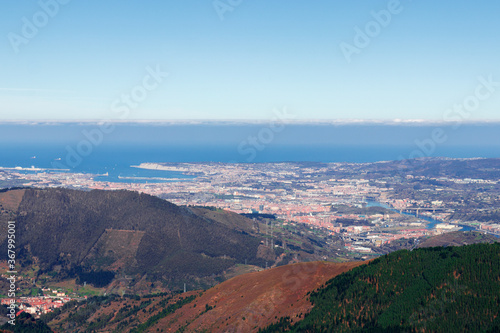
263,243,500,332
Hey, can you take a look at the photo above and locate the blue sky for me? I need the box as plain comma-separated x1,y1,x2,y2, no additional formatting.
1,0,499,121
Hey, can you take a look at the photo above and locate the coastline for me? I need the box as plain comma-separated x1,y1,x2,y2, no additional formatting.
131,163,191,172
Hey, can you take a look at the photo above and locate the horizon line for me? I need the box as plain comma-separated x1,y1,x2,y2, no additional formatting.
2,119,500,126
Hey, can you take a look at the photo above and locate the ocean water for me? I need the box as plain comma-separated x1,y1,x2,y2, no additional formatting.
0,123,499,183
0,142,499,184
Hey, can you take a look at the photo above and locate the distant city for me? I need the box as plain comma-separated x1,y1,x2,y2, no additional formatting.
2,159,499,258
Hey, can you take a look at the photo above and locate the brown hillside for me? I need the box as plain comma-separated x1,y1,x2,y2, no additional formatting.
417,230,499,248
83,229,146,271
0,189,25,211
189,207,255,234
155,260,366,332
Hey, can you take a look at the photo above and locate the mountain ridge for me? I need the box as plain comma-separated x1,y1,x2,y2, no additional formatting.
1,188,271,292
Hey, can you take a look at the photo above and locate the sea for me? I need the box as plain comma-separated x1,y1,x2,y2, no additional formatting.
0,123,499,183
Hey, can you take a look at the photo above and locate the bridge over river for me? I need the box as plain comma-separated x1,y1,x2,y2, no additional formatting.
399,207,452,216
366,201,474,231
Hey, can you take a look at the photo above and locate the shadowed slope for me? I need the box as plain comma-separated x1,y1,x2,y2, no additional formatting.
5,188,267,290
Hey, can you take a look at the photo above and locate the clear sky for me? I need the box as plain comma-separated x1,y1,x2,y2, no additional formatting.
1,0,499,121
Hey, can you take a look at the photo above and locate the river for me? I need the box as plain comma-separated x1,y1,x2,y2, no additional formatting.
365,201,474,231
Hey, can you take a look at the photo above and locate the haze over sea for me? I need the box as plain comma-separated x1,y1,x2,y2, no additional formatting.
1,123,499,183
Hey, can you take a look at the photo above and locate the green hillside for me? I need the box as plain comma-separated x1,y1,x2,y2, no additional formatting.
263,243,500,332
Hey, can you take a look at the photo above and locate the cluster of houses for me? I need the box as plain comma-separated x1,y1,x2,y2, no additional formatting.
1,292,77,317
480,223,500,234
